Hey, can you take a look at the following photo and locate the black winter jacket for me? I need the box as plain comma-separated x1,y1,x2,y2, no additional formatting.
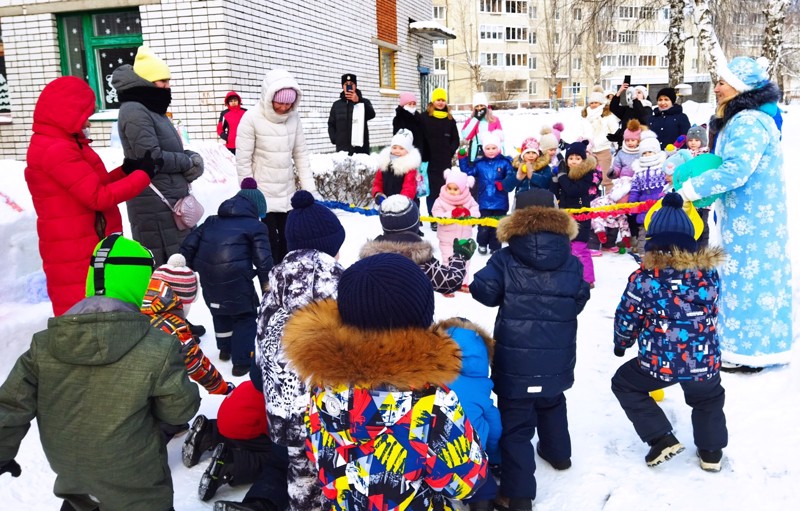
181,195,273,315
420,111,460,199
327,89,376,154
470,206,590,398
649,104,690,149
392,106,423,151
608,95,651,144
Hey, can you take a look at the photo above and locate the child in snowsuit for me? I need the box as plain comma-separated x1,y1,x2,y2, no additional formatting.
283,253,488,511
361,194,477,295
551,140,598,286
611,192,727,472
629,131,667,253
432,167,480,291
436,318,502,511
257,190,345,511
470,189,591,511
181,178,273,376
459,131,513,254
372,128,421,204
217,91,247,154
503,136,552,196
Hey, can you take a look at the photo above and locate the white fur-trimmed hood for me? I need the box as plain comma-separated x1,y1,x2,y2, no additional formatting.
377,146,422,176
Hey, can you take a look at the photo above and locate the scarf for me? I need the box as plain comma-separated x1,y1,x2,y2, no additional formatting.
432,108,449,119
118,86,172,115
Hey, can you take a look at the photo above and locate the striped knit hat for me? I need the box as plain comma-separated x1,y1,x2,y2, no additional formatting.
152,253,197,305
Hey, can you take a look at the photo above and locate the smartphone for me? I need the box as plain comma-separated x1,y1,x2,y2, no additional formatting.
345,84,354,93
623,75,631,85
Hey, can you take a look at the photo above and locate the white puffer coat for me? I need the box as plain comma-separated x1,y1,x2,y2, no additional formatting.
236,69,315,212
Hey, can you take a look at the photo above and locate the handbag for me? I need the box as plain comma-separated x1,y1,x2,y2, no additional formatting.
149,184,205,230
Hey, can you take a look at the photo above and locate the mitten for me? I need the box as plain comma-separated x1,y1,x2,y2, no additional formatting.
121,150,160,179
596,231,608,245
0,459,21,478
494,181,503,191
224,382,237,395
184,150,204,182
614,346,626,357
374,193,387,205
453,238,478,260
458,147,468,158
674,135,687,149
621,236,631,249
451,207,471,218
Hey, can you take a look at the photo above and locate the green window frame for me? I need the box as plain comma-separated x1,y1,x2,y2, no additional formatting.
57,9,143,110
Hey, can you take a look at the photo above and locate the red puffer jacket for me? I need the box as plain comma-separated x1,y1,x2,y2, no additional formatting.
25,76,151,315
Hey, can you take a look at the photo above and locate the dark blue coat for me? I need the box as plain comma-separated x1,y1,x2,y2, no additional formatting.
649,104,690,149
181,195,273,315
459,154,513,211
470,206,591,398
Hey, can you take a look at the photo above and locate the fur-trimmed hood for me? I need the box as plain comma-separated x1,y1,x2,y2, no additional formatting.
377,145,422,176
359,233,434,265
566,154,597,180
640,246,726,271
512,153,551,172
433,317,495,361
497,206,579,242
283,299,462,388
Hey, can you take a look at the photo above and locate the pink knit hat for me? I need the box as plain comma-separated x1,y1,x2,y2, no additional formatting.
520,136,541,157
273,87,297,104
444,167,474,193
623,119,642,141
399,91,417,106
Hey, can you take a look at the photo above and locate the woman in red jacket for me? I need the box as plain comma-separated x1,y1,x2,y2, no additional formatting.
217,91,247,154
25,76,154,315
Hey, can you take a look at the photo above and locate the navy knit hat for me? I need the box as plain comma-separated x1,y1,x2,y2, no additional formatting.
237,178,267,218
515,189,557,210
645,193,697,252
565,140,589,160
286,190,345,257
656,87,677,104
337,253,435,331
379,195,420,234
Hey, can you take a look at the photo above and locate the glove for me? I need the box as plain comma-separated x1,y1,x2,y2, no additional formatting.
596,231,608,245
458,147,468,158
451,207,470,218
453,238,478,260
494,181,503,192
474,108,487,120
374,193,387,206
121,150,160,179
184,150,204,182
674,135,687,149
225,382,237,395
0,459,21,478
614,346,626,358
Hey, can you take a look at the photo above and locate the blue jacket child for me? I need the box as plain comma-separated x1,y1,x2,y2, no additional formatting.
181,177,273,374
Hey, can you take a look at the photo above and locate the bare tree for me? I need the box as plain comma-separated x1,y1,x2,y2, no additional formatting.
666,0,690,86
691,0,728,82
446,0,484,93
762,0,791,89
535,0,586,109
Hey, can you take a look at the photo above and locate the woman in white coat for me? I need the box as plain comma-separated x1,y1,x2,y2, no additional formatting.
580,86,620,194
236,69,317,263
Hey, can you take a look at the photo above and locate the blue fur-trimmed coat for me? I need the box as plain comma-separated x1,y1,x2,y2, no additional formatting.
459,154,513,211
614,248,726,382
680,83,792,366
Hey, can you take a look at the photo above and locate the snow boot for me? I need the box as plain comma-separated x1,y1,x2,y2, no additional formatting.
494,496,532,511
645,433,684,467
697,449,723,472
199,443,234,501
536,442,571,470
183,414,214,468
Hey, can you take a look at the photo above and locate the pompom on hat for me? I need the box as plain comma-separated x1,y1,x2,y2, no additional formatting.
273,87,297,104
133,46,171,83
390,128,415,153
286,190,345,257
717,56,771,93
623,119,642,141
237,177,268,219
431,88,448,102
86,234,155,307
644,193,698,252
337,253,435,331
379,194,420,234
399,91,417,106
444,167,474,193
152,253,198,305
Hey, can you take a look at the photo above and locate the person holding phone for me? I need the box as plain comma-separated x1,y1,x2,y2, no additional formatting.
328,73,375,155
609,76,652,146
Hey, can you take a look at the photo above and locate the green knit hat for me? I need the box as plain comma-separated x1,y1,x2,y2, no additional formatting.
85,234,155,306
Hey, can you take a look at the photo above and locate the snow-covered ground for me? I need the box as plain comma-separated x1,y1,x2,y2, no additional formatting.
1,106,798,510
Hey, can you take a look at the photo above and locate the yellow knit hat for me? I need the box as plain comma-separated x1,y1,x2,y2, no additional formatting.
133,46,171,82
431,88,447,102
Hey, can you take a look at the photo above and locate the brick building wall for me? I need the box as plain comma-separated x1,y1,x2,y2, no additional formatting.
0,0,435,159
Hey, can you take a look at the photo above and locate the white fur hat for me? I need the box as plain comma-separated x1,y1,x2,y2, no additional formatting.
639,131,661,155
588,85,606,105
481,131,502,151
390,128,415,152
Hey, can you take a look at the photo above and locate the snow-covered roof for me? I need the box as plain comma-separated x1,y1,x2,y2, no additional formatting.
408,20,456,41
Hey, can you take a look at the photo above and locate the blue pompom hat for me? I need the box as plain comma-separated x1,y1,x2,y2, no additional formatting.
645,193,697,252
564,140,589,160
337,253,435,331
285,190,345,257
717,56,771,93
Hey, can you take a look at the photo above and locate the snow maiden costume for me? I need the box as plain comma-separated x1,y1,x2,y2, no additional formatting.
677,56,792,368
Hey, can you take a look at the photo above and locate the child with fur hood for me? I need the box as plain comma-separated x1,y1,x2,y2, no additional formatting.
432,168,480,291
361,195,477,295
372,128,421,204
504,136,552,194
470,189,591,510
611,193,727,471
283,253,488,511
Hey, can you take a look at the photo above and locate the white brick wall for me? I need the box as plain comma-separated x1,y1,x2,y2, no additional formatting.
0,0,435,158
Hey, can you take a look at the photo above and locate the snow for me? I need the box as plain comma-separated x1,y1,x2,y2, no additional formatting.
1,106,799,510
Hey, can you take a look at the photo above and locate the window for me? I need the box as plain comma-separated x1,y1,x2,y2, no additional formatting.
0,28,10,120
433,38,447,47
529,31,537,44
692,58,698,70
529,6,537,19
379,47,396,88
619,54,636,67
619,6,635,19
506,53,527,66
506,27,528,41
659,56,669,68
640,7,656,19
640,31,667,46
433,6,446,19
529,80,537,95
505,1,527,14
480,0,503,13
598,29,617,43
57,9,144,110
434,57,447,73
573,8,582,20
618,30,637,44
572,32,582,46
481,53,501,66
529,56,537,69
572,57,582,70
480,25,504,40
601,55,618,67
637,55,657,67
661,8,670,20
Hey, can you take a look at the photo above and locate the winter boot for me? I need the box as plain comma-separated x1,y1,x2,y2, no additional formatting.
183,415,214,468
494,495,533,511
645,433,684,467
219,348,231,361
697,449,723,472
187,320,206,338
468,501,495,511
199,443,234,501
478,245,488,255
214,499,277,511
536,442,571,470
232,364,250,377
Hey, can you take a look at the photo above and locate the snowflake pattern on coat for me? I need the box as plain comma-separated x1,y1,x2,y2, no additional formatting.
684,106,792,365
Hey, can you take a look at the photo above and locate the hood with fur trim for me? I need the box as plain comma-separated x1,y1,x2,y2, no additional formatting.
283,299,462,388
566,154,597,181
640,246,726,271
377,145,422,176
433,317,495,362
359,233,434,265
497,205,578,243
512,153,551,172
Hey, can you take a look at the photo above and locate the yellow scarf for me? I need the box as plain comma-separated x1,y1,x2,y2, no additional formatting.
432,109,448,119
